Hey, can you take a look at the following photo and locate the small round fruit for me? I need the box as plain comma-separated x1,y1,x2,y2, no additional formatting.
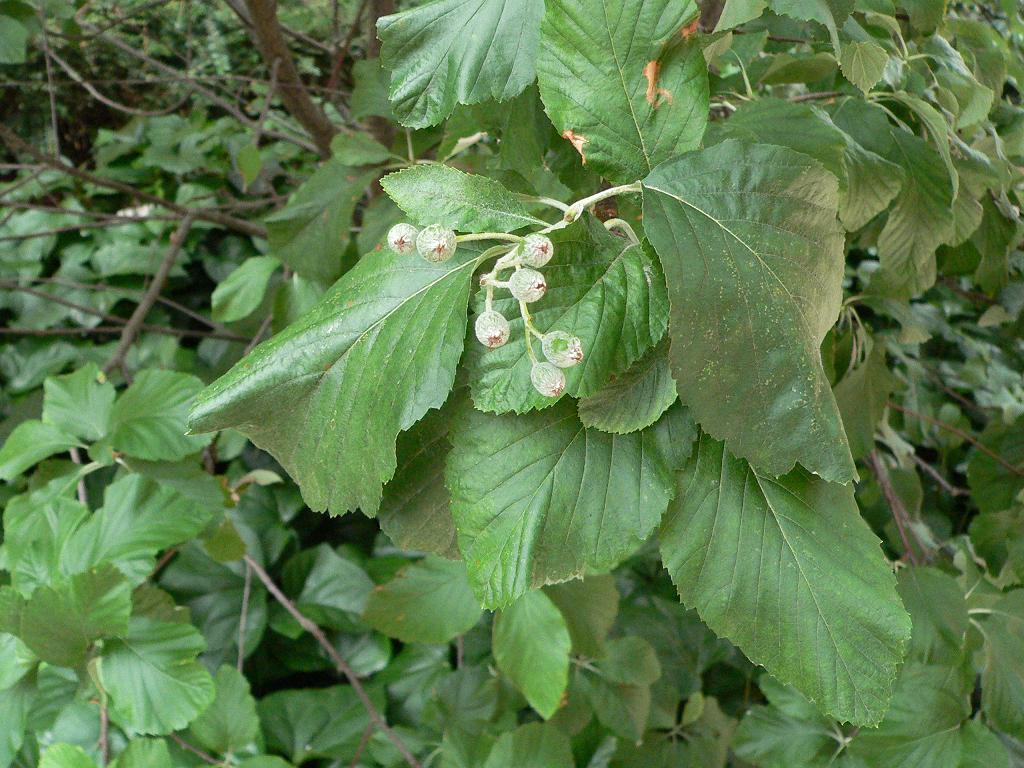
475,310,510,348
387,223,419,255
416,225,457,263
508,268,547,302
542,331,583,367
531,362,566,398
520,233,554,267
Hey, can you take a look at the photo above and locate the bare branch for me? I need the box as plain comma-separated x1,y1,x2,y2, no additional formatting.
244,555,422,768
866,450,923,566
104,214,195,375
243,0,337,157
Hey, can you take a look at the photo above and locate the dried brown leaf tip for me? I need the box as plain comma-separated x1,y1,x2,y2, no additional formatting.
643,60,673,107
561,129,588,163
680,17,701,38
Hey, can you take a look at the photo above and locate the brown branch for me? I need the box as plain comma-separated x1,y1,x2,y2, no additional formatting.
0,325,245,341
909,452,969,497
168,734,220,766
0,124,266,238
98,696,109,766
888,401,1024,477
237,558,253,672
349,724,376,768
244,555,422,768
244,0,337,157
104,214,195,375
866,451,922,565
790,90,844,103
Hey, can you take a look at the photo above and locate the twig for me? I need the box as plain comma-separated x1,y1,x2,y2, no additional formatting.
98,696,109,766
104,214,195,375
0,124,266,238
243,0,337,157
168,734,220,766
790,90,844,103
888,401,1024,477
867,451,922,565
328,0,369,92
349,723,376,768
244,555,422,768
237,558,253,672
69,447,88,505
909,452,968,497
150,547,179,580
37,3,61,157
243,313,274,355
0,325,245,341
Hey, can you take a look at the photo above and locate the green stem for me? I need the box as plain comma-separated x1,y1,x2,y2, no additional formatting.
456,232,523,243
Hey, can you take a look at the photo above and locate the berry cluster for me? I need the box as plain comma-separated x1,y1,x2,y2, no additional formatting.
387,223,584,398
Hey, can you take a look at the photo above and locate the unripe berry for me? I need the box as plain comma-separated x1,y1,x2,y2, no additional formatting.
520,234,554,268
508,268,546,302
387,223,419,255
531,361,566,398
416,225,457,263
542,330,583,368
475,310,510,348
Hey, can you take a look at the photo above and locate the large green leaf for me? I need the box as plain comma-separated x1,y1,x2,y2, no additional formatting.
544,575,619,658
265,162,378,283
642,141,855,483
536,0,708,183
0,420,80,482
482,723,573,768
187,665,260,756
13,565,132,667
977,590,1024,739
834,342,899,460
97,617,215,735
189,246,484,516
212,256,281,323
492,590,571,719
659,435,910,725
108,370,212,462
61,475,211,583
377,0,545,128
362,556,482,644
966,416,1024,515
42,363,116,443
446,401,674,607
381,165,545,233
467,217,668,414
258,686,379,765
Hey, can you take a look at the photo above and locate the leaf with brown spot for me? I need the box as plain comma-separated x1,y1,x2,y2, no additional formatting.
561,129,588,164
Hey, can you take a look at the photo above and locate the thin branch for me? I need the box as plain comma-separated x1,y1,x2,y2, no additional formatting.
243,0,337,157
243,313,274,355
0,325,245,340
237,558,253,672
37,4,61,157
888,401,1024,477
0,124,266,238
349,723,376,768
244,555,422,768
867,451,922,565
168,734,220,766
69,447,88,505
104,214,195,375
909,452,969,497
790,90,844,103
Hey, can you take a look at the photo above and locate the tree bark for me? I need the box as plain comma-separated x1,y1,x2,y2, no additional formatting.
243,0,337,157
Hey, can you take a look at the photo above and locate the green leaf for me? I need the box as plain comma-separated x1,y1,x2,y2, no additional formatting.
966,416,1024,515
279,545,374,633
97,617,215,735
0,420,80,481
467,218,668,414
39,744,97,768
660,435,911,725
544,575,619,658
848,663,980,767
896,567,967,664
834,342,899,460
377,0,545,128
61,475,211,583
838,133,905,232
264,161,377,283
446,401,675,608
109,370,212,462
977,590,1024,739
716,0,768,29
189,246,483,516
16,565,132,667
258,686,379,765
886,92,958,196
768,0,853,47
0,679,34,768
113,739,177,768
0,14,28,64
642,140,855,483
212,256,281,323
577,340,677,434
536,0,708,183
379,402,460,559
482,723,573,768
362,556,482,643
43,363,116,442
493,590,571,718
187,666,259,756
381,165,545,233
839,40,888,91
236,143,262,189
330,131,392,166
734,676,838,768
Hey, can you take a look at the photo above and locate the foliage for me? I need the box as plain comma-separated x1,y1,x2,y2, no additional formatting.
1,0,1024,766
